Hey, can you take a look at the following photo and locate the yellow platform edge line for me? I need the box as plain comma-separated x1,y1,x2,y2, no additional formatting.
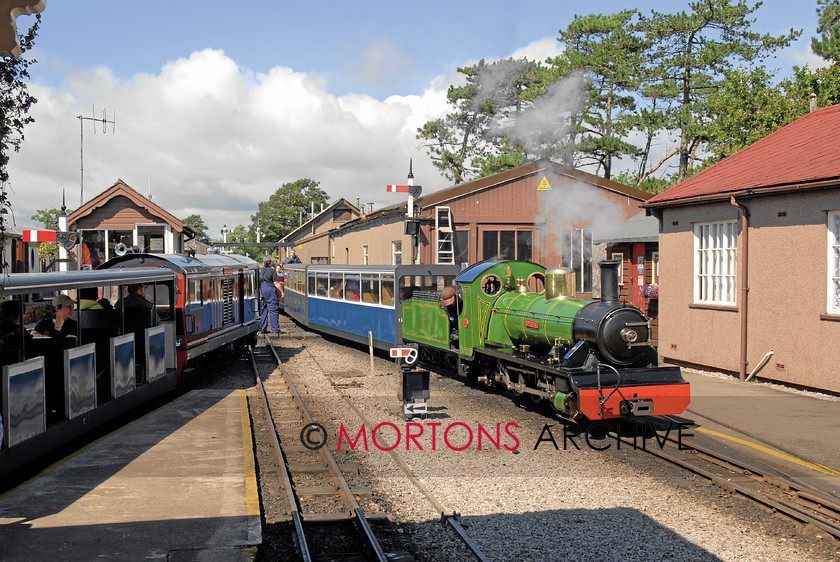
239,389,261,516
694,426,840,477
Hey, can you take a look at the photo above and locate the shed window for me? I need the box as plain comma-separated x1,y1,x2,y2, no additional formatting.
830,211,840,313
482,230,532,262
694,220,737,305
562,228,592,294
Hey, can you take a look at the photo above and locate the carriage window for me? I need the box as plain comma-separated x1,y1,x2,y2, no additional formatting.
329,273,344,299
189,279,201,305
149,282,173,321
308,272,317,295
361,274,380,304
314,273,329,296
344,273,361,301
482,274,502,296
381,274,395,306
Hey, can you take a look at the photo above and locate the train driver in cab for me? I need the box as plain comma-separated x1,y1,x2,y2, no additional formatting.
115,284,160,326
440,286,461,343
32,294,78,338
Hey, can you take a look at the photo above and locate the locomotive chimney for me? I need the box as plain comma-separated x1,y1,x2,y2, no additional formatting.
599,260,621,304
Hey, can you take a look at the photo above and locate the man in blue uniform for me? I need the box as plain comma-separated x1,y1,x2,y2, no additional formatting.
260,256,282,334
284,249,302,265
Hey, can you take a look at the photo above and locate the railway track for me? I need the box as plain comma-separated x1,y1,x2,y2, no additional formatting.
249,342,387,561
252,319,488,561
613,416,840,541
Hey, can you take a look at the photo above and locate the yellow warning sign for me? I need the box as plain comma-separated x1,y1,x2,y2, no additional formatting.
537,175,552,191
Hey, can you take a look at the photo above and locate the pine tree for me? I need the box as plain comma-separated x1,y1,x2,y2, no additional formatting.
812,0,840,62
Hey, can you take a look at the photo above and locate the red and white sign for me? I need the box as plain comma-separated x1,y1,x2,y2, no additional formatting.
23,230,57,243
386,184,410,193
390,346,418,364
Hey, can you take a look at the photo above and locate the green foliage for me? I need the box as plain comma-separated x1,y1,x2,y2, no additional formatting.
416,2,802,190
612,170,675,194
31,207,69,230
472,140,528,178
251,179,329,241
0,14,39,185
812,0,840,62
0,15,40,273
704,66,795,160
549,10,645,179
636,0,800,180
225,224,257,257
416,58,546,183
181,214,208,241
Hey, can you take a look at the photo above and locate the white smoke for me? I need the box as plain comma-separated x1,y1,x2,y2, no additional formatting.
535,178,624,258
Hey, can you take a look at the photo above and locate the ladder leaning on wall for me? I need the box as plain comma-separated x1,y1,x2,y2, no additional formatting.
435,206,454,265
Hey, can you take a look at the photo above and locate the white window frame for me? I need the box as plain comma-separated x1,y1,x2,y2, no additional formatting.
363,244,369,265
392,240,402,265
694,220,738,305
651,252,660,284
829,211,840,313
611,252,624,285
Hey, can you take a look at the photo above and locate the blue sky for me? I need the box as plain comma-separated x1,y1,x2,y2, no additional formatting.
10,1,825,236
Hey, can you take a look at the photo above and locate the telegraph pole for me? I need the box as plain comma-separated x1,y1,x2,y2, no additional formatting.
77,106,116,206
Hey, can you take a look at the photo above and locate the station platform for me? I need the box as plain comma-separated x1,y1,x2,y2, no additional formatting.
678,370,840,498
0,389,261,561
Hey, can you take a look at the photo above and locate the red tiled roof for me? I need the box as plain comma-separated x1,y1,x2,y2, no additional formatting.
645,103,840,206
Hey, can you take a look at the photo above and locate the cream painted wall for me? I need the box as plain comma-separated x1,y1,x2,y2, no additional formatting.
657,191,840,393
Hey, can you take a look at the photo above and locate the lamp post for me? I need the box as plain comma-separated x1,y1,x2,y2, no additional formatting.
255,225,262,244
221,224,229,243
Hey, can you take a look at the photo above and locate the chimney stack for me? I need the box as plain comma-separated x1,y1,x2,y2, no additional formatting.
810,93,817,113
598,260,621,305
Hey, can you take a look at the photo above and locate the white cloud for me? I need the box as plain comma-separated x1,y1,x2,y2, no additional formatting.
8,48,451,235
509,37,563,63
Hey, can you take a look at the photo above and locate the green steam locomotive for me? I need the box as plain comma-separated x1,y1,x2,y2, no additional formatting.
402,259,690,421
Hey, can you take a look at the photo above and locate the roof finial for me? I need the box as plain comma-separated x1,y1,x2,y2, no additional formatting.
60,189,67,214
408,158,414,180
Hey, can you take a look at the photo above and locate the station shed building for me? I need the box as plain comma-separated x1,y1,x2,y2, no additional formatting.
326,203,411,266
594,211,661,345
644,103,840,394
413,159,653,298
321,159,653,300
67,179,193,269
280,198,360,264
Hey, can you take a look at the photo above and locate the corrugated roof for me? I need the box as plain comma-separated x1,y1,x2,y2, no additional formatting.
645,103,840,207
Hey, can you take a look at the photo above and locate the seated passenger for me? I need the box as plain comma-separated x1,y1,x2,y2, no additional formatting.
115,283,159,326
344,280,360,300
79,287,104,310
0,299,33,350
32,294,78,338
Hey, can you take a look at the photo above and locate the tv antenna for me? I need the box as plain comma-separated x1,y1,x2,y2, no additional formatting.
77,106,116,206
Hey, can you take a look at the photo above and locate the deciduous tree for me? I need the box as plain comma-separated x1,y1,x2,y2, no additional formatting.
251,179,329,241
31,207,69,230
181,214,208,241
